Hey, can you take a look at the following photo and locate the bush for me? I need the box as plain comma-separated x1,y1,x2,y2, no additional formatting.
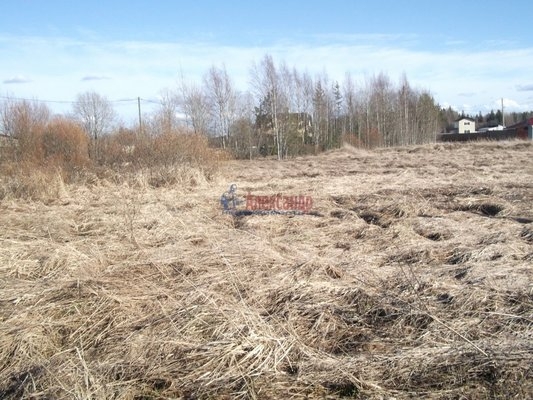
41,118,90,173
98,127,138,166
0,117,92,201
98,129,229,185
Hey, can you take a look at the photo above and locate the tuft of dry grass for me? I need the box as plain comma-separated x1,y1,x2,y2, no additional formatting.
0,164,69,203
0,140,532,399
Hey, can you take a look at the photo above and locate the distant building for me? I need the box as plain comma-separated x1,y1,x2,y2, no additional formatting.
505,118,533,140
453,117,476,134
477,125,505,133
437,117,532,142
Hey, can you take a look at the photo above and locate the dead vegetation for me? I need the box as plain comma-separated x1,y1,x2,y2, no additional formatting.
0,140,532,399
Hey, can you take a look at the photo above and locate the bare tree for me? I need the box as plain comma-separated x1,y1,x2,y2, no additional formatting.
1,96,49,139
312,79,327,150
250,54,287,160
156,88,181,135
278,61,304,157
178,80,210,135
0,96,50,161
72,91,115,160
292,69,307,146
342,73,359,144
414,92,440,144
397,74,412,145
204,64,237,148
370,73,396,147
229,91,256,159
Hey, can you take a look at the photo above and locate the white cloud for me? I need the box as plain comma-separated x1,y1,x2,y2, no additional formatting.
1,33,533,121
500,98,524,110
516,84,533,92
3,75,32,84
81,75,112,81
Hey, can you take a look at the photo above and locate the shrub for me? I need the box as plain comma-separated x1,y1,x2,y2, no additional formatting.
41,117,90,174
98,127,138,166
98,128,229,185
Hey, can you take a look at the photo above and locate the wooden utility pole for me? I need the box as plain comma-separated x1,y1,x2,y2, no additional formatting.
501,98,505,127
138,97,142,134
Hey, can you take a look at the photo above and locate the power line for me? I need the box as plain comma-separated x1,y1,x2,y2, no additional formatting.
141,98,163,105
0,95,163,106
0,95,74,104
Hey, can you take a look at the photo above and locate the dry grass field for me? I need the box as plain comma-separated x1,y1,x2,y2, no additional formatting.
1,141,532,399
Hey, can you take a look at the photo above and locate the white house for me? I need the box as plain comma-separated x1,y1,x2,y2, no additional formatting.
454,117,476,134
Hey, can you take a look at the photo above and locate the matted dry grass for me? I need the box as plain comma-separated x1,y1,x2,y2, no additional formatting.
1,141,532,399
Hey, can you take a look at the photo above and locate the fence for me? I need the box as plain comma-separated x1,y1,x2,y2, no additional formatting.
437,128,530,143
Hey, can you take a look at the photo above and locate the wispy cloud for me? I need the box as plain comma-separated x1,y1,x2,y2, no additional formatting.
1,33,533,120
501,98,521,109
3,75,32,84
308,33,420,46
444,39,468,47
81,75,112,81
516,84,533,91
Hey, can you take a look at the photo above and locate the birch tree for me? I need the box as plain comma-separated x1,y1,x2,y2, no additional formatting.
156,88,180,135
342,73,359,144
178,81,210,135
204,64,237,148
73,91,115,160
251,54,285,159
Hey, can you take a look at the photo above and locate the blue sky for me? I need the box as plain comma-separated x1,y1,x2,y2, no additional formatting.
1,0,533,122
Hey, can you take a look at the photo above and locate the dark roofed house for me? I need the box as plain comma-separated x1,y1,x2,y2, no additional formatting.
505,118,533,140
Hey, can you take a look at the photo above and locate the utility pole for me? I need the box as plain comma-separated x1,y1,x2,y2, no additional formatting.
501,98,505,127
138,97,143,134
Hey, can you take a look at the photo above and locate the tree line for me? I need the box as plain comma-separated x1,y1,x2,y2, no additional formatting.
166,55,443,158
2,54,532,163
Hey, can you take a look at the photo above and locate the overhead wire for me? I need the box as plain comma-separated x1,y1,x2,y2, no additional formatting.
0,95,164,106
